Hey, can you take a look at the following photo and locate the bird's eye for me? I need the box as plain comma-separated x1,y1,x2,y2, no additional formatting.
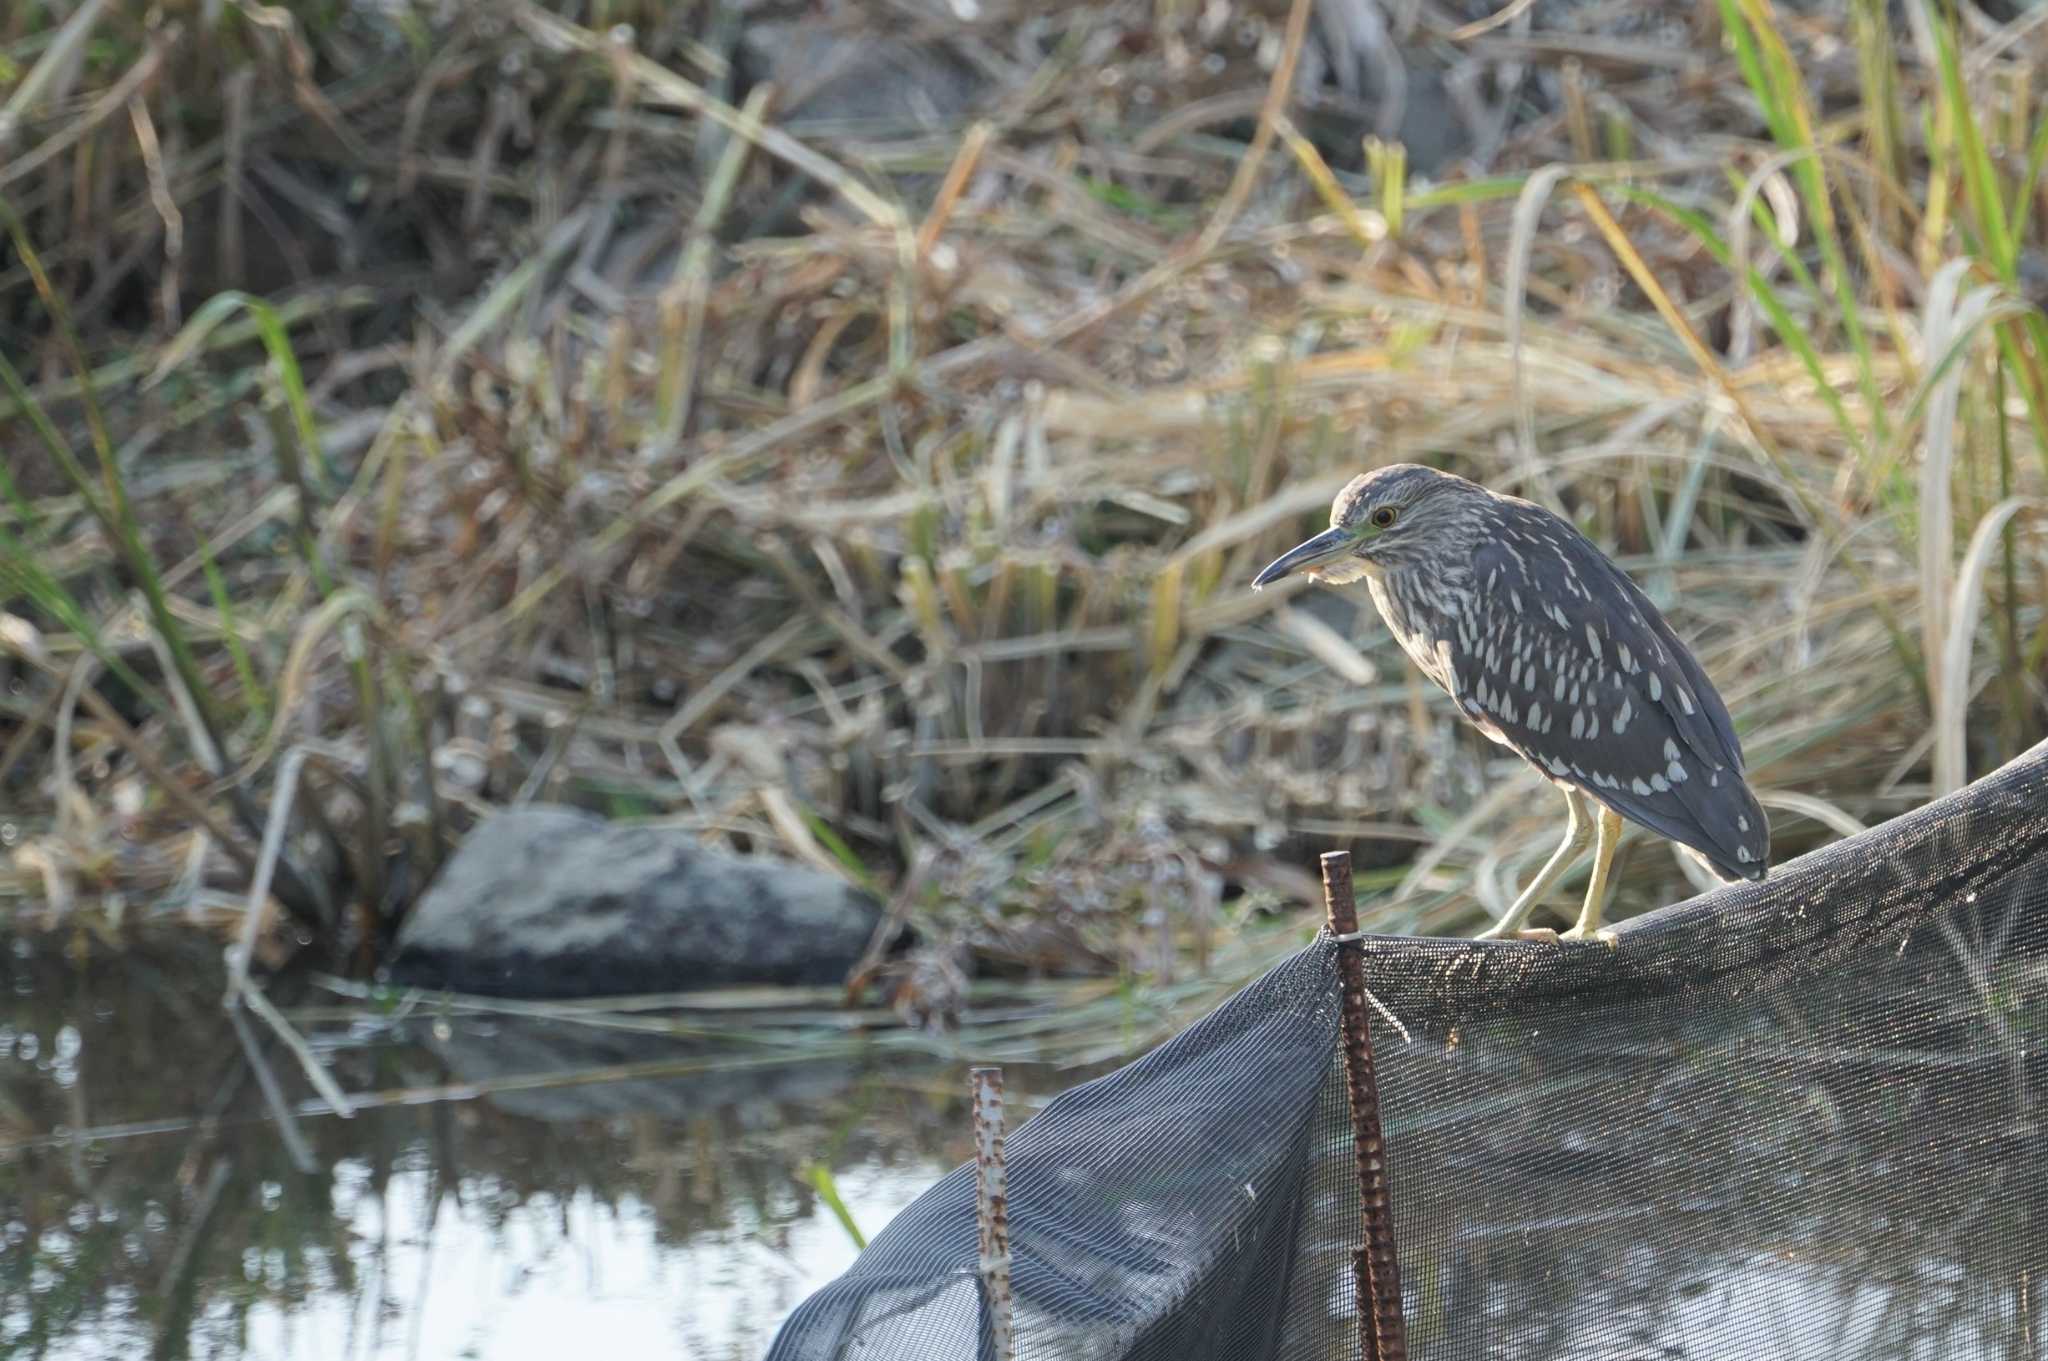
1370,506,1398,529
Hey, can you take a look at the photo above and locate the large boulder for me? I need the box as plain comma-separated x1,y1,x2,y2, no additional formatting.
390,807,882,997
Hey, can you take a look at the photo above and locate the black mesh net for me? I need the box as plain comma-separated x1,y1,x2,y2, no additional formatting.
768,741,2048,1359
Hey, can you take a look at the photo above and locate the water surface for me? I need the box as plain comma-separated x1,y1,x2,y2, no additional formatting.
0,926,1096,1360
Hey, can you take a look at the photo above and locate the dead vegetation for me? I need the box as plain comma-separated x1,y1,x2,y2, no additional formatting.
2,0,2046,1003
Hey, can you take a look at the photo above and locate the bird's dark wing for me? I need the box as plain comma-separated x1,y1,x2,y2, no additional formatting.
1451,509,1768,881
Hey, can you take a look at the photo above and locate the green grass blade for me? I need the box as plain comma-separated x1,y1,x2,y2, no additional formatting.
147,290,333,496
2006,95,2048,244
0,340,110,529
800,1163,868,1250
1927,3,2014,276
1,196,240,769
1992,317,2048,481
1715,0,1792,148
1612,185,1858,451
802,808,883,897
0,521,166,708
1406,176,1532,213
0,450,36,531
1721,0,1888,444
1720,164,1828,310
198,534,268,722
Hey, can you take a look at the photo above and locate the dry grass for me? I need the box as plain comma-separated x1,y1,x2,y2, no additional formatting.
1,0,2045,1003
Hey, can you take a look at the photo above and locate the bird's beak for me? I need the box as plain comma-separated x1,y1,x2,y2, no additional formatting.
1252,527,1355,589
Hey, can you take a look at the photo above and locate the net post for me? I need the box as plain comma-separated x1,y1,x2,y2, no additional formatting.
970,1065,1015,1361
1320,850,1409,1361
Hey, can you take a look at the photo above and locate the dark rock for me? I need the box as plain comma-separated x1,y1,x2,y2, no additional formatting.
738,19,978,134
390,806,881,997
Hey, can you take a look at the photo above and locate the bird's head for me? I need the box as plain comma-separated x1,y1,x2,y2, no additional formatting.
1252,463,1477,589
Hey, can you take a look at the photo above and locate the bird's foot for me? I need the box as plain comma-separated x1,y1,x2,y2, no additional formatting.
1557,924,1619,949
1473,925,1563,943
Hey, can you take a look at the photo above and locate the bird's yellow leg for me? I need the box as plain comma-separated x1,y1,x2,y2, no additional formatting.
1559,804,1626,947
1475,787,1593,940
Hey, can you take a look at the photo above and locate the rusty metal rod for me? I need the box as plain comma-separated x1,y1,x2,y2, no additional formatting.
971,1065,1015,1361
1320,850,1408,1361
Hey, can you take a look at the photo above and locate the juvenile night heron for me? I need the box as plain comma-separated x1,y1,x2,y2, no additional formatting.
1253,464,1768,942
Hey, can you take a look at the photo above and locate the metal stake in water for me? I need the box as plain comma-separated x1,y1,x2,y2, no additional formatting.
971,1065,1015,1361
1320,850,1409,1361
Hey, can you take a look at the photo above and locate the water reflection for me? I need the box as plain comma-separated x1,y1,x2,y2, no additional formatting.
217,1157,934,1359
0,926,1067,1360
